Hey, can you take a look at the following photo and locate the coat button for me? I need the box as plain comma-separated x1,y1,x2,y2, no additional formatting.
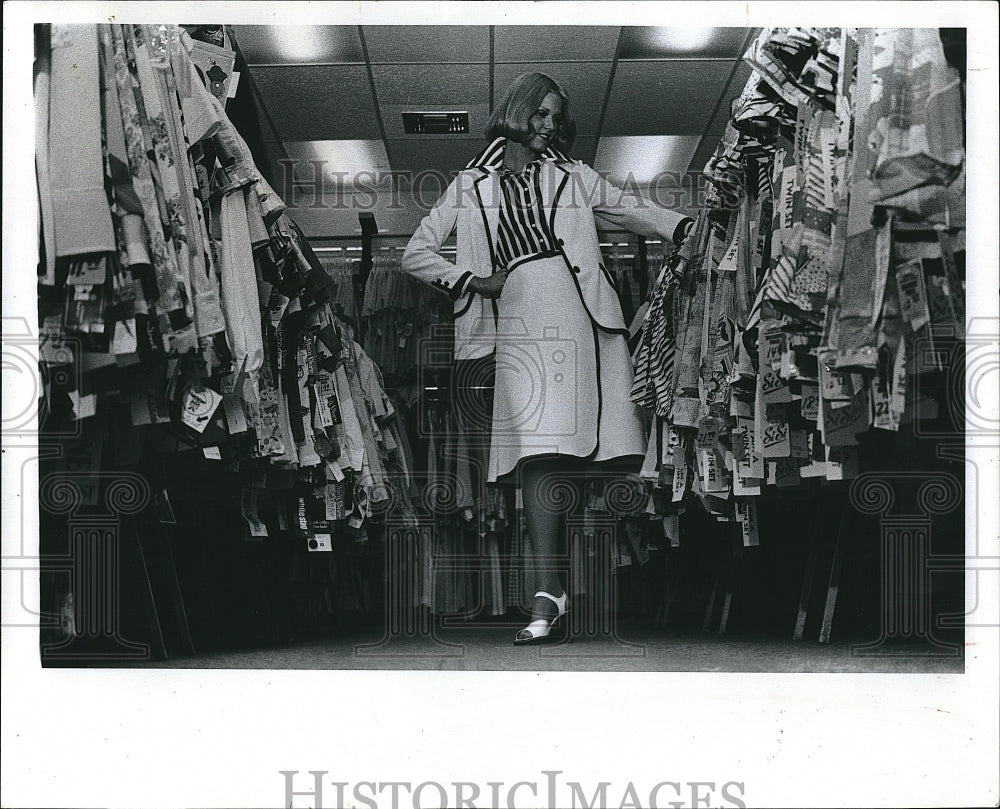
558,238,565,246
572,265,581,273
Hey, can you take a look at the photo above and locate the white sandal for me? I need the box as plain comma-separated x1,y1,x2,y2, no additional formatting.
514,590,569,644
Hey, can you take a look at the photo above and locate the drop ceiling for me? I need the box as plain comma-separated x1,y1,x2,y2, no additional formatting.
231,25,755,235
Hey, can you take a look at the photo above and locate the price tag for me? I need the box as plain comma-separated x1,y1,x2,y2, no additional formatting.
895,259,931,332
736,498,760,547
789,429,809,459
718,233,740,272
307,533,332,552
773,457,801,488
180,384,223,433
696,416,721,449
800,382,820,420
761,369,792,403
760,329,785,369
671,459,688,503
819,351,852,400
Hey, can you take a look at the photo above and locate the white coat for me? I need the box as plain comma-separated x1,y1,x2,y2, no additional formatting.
402,137,691,361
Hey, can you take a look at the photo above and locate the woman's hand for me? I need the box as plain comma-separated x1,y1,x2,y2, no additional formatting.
468,269,509,298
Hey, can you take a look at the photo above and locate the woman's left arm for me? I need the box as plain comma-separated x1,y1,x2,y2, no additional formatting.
571,162,694,246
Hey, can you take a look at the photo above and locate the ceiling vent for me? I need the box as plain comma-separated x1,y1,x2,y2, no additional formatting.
402,111,469,135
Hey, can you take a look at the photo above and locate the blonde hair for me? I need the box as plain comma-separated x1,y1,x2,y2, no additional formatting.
486,72,576,152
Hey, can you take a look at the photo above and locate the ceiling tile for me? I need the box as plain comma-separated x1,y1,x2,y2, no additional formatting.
619,27,750,60
492,62,612,136
250,65,379,140
687,59,754,174
232,25,363,64
594,135,703,184
494,26,620,62
603,60,736,136
372,63,490,105
386,137,475,179
363,26,490,63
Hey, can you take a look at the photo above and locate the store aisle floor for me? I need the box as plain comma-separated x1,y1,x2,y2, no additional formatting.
137,628,964,672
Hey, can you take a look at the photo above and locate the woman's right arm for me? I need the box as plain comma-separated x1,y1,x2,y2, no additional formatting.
401,173,476,301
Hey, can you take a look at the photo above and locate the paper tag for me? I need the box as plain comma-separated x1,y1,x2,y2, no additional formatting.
733,471,762,497
202,446,222,460
112,319,140,366
671,458,688,502
240,487,268,537
662,515,681,547
825,445,859,481
789,429,809,459
773,457,801,488
871,360,899,431
181,384,223,433
307,533,332,552
736,498,760,546
822,390,871,446
871,215,893,328
222,394,248,434
895,259,931,331
324,482,346,521
67,390,97,421
761,329,785,369
718,233,740,272
819,351,852,400
696,416,721,449
800,382,820,420
761,368,792,403
66,255,107,286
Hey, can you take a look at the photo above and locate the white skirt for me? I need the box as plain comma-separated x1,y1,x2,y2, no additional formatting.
487,254,647,483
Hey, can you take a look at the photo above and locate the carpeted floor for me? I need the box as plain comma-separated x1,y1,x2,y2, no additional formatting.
132,625,965,672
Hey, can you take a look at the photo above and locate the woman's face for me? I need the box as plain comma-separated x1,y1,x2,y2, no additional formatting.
524,91,564,154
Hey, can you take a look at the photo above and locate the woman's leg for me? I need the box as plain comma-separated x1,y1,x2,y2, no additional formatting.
519,456,584,622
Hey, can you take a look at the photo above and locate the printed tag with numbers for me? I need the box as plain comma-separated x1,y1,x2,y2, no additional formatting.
895,259,931,332
819,351,852,401
799,382,820,420
696,416,721,449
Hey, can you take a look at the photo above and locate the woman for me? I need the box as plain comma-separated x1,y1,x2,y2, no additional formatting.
403,72,692,643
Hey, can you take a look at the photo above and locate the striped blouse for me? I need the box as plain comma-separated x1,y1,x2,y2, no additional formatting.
494,160,559,272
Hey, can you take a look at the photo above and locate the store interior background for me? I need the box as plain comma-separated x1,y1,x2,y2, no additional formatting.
39,25,966,670
228,25,755,237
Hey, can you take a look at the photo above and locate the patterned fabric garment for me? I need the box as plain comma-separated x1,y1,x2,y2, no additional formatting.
494,160,559,271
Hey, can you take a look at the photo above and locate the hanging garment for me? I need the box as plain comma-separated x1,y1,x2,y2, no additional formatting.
218,188,264,377
47,24,116,258
34,25,56,284
107,25,188,315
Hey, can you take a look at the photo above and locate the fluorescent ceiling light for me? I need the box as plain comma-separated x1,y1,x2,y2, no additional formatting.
594,135,702,185
234,25,362,64
283,140,391,187
619,27,748,59
646,28,716,53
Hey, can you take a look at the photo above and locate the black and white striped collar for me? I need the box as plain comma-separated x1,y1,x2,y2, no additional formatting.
464,136,570,171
